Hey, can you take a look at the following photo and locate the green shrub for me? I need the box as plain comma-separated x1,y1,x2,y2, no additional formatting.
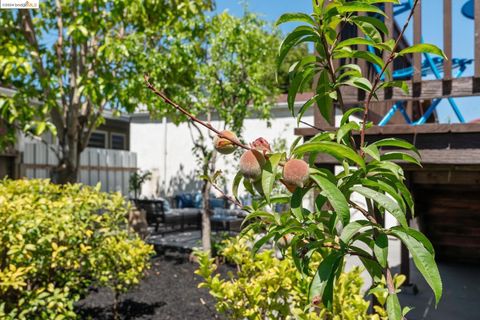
0,179,154,319
195,234,385,320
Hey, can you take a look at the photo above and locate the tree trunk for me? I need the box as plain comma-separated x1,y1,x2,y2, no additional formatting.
53,136,81,184
201,179,212,254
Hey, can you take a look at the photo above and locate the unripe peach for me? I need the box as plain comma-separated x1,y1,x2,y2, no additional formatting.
213,130,239,155
282,159,310,188
239,150,265,180
251,137,271,153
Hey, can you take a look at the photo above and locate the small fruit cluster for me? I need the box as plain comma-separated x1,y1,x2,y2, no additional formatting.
214,130,310,192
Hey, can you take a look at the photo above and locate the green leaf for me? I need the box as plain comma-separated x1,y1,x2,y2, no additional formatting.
336,2,386,16
276,12,315,26
252,229,277,255
311,175,350,226
398,44,446,59
316,69,333,122
354,246,384,282
232,172,243,200
351,16,384,42
386,293,402,320
288,66,317,116
261,153,283,202
340,107,363,126
391,226,435,256
294,141,366,169
297,94,320,125
351,186,408,228
291,187,308,221
370,138,420,156
243,178,255,195
374,233,389,268
337,37,375,48
242,210,277,227
278,26,319,68
381,152,422,166
390,228,443,304
353,15,388,34
340,220,371,244
337,121,360,144
378,80,409,95
309,251,342,306
363,144,381,161
289,136,303,157
341,76,373,93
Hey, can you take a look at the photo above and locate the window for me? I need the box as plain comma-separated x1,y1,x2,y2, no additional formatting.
111,133,126,150
88,131,107,148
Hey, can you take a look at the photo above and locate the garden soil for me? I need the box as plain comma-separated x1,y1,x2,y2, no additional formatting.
76,255,227,319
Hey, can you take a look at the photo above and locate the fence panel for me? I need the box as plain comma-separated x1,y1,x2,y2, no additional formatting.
23,143,137,196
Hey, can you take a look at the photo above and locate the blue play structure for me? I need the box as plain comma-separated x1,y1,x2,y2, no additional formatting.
372,0,473,126
462,0,474,20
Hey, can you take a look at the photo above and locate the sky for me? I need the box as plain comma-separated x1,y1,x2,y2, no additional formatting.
215,0,480,123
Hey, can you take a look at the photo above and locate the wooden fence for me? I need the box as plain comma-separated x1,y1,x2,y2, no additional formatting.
22,143,137,195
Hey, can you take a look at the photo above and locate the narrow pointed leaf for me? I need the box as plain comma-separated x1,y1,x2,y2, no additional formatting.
390,228,443,305
294,141,365,169
351,186,408,228
309,251,342,305
398,44,446,59
276,12,315,26
311,175,350,226
340,220,371,244
387,293,402,320
374,233,389,268
261,153,283,203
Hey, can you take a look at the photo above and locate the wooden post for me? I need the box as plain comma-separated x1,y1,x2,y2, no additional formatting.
475,0,480,78
413,0,422,83
443,0,452,80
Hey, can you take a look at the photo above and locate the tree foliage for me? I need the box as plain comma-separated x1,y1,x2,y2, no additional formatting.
168,1,443,318
0,0,213,183
179,11,280,254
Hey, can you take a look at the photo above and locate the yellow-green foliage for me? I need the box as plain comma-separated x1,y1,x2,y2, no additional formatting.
0,179,154,319
196,234,385,320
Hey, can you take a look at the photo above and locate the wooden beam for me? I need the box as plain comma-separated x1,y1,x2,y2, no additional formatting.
475,0,480,77
413,0,422,82
339,76,480,103
444,0,452,80
305,148,480,166
295,122,480,136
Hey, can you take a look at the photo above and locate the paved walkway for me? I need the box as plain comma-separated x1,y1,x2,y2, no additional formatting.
346,237,480,319
398,261,480,320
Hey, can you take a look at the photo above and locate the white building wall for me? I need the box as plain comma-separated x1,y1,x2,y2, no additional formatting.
131,107,321,198
131,106,397,228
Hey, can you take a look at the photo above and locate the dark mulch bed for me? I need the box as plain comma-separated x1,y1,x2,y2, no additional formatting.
76,254,229,320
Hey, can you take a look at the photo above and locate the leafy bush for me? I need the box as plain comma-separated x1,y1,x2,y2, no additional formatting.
196,234,384,320
0,179,154,319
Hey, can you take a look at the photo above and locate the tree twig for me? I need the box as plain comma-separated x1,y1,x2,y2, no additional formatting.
359,0,420,154
348,200,378,225
144,74,251,150
299,120,325,132
210,180,243,208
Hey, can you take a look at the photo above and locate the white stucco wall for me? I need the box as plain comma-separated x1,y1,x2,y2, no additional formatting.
130,105,397,228
130,105,320,198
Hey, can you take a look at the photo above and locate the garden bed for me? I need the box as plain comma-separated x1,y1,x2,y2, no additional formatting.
76,255,228,319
